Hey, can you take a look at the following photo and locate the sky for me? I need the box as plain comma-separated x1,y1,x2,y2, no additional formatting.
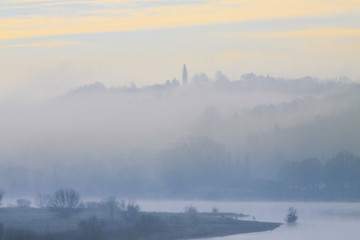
1,0,360,102
1,0,360,199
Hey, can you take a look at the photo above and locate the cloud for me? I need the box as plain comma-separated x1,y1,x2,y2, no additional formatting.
251,28,360,38
1,0,359,41
5,0,191,4
0,41,81,48
0,6,27,10
6,0,99,3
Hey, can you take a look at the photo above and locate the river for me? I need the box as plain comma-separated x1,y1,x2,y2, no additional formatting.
137,200,360,240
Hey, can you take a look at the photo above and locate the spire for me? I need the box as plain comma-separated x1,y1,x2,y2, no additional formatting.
182,64,188,85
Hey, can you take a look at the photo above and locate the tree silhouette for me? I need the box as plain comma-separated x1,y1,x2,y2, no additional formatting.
285,207,298,223
102,196,122,220
48,188,82,218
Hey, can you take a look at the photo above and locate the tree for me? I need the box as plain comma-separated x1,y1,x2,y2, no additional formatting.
212,207,219,214
214,71,230,86
184,205,199,224
191,73,209,85
324,151,360,190
102,196,120,220
285,206,298,223
279,158,322,190
184,205,198,215
126,201,140,219
48,188,82,218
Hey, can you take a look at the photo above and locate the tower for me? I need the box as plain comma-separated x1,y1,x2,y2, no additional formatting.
182,64,188,85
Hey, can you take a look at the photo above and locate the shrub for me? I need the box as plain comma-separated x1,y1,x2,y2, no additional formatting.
48,188,82,218
184,205,199,224
285,206,298,223
212,207,219,213
125,202,140,220
184,205,198,215
102,196,119,220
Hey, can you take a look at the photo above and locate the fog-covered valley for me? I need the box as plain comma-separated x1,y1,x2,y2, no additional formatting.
0,72,359,200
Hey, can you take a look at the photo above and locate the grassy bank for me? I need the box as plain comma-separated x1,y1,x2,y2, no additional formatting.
0,207,281,240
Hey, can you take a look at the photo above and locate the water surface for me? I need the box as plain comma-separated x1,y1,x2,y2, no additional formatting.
138,200,360,240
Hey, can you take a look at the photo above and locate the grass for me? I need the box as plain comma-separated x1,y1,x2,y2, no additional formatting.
0,207,104,232
0,207,282,239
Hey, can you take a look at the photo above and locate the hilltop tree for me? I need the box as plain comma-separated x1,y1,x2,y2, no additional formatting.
215,71,230,85
48,188,82,218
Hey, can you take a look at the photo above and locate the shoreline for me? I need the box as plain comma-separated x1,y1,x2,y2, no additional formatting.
0,207,282,240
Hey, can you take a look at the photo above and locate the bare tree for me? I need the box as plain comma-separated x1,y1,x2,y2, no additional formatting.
48,188,82,218
102,196,119,220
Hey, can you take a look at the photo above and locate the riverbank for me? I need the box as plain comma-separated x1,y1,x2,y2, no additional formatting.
0,207,281,239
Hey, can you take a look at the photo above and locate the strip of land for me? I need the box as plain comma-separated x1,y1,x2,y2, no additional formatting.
0,208,281,240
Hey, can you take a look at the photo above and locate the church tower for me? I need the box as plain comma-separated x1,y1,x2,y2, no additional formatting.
182,64,188,85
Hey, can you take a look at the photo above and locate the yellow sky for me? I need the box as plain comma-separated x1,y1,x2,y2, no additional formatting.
0,41,81,48
0,0,360,100
1,0,360,42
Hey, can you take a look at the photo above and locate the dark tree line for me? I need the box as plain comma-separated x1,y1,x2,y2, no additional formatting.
1,148,359,202
278,151,360,197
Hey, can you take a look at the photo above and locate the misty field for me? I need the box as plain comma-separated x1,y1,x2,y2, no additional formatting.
0,207,99,232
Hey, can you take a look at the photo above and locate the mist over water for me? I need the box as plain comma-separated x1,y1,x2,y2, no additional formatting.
2,0,360,238
136,201,360,240
0,72,359,240
0,73,359,200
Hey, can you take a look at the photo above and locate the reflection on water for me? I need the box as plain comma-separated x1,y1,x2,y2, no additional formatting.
138,201,360,240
